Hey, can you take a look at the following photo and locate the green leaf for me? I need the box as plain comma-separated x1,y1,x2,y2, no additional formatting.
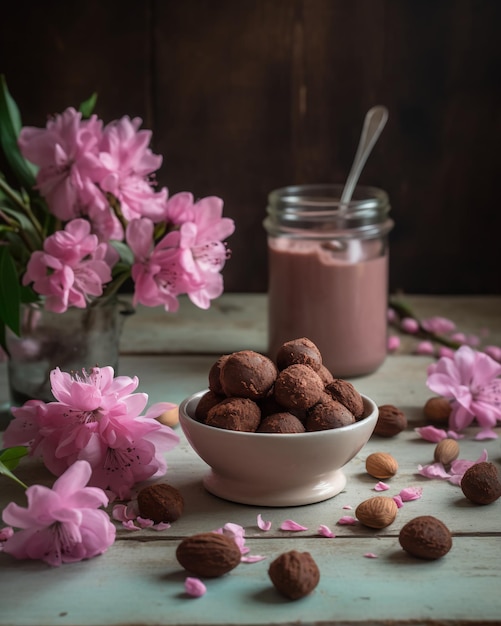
79,92,98,119
0,460,28,489
0,245,21,335
0,75,37,190
0,446,28,470
109,240,134,265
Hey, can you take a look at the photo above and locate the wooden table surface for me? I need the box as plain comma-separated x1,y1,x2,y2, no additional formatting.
0,294,500,626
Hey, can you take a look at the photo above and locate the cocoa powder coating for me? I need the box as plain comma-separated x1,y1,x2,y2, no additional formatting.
274,364,324,410
137,483,184,523
326,379,365,420
461,461,501,505
276,337,323,372
305,394,355,431
220,350,278,400
399,515,452,560
268,550,320,600
176,532,242,578
206,397,261,432
257,412,306,433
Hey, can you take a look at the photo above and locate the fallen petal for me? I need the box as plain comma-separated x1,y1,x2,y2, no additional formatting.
122,520,140,531
241,554,267,563
136,516,154,528
415,426,448,443
151,522,171,531
184,577,207,598
317,524,336,538
364,552,378,559
417,462,452,480
374,481,390,491
392,495,404,508
280,519,308,531
475,429,498,440
257,514,272,531
399,486,423,501
342,504,353,510
337,516,358,525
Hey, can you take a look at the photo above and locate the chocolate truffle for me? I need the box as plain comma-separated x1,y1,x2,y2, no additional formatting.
273,364,324,411
194,390,224,423
208,354,229,395
137,483,184,523
326,379,365,419
317,364,334,386
305,394,355,431
206,397,261,432
220,350,278,400
257,412,306,434
276,337,322,372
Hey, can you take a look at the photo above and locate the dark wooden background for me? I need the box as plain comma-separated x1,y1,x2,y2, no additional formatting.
1,0,500,295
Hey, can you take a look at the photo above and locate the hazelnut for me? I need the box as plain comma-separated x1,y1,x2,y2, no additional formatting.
176,532,241,578
461,461,501,505
399,515,452,560
374,404,407,437
423,397,451,424
355,496,398,529
268,550,320,600
433,438,460,466
137,483,184,523
365,452,398,479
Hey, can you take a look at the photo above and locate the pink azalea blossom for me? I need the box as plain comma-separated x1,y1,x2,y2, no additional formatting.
1,460,115,566
4,366,179,499
22,219,114,312
415,341,435,356
427,345,501,435
387,335,400,353
280,519,308,531
0,526,14,549
421,316,456,335
257,514,272,531
437,346,456,359
98,116,167,222
184,577,207,597
387,307,397,323
484,345,501,363
18,108,104,220
401,317,419,334
317,524,336,538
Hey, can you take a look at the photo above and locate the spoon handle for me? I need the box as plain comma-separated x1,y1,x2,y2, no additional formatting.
340,105,389,206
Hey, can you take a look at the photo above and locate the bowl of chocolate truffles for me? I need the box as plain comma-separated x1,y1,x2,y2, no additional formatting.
179,337,378,506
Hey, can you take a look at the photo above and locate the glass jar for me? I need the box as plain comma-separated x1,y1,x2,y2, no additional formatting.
264,184,393,378
6,298,133,406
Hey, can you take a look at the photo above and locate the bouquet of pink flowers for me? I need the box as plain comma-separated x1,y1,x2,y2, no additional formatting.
0,75,235,352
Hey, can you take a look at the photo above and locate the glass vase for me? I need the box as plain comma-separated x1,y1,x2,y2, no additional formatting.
6,298,133,406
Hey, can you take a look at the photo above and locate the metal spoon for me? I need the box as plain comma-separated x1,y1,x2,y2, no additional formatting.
340,105,389,208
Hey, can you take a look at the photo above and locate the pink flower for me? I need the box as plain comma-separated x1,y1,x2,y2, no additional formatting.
421,316,456,335
22,219,114,313
1,460,115,566
387,335,400,353
18,108,104,220
484,345,501,363
98,116,167,222
418,449,488,485
426,345,501,435
415,341,435,356
184,577,207,597
401,317,419,334
4,366,179,499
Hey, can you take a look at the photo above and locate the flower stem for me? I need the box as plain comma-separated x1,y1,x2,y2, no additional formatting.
389,297,462,350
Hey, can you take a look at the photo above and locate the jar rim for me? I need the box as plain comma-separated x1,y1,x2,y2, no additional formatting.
268,184,389,210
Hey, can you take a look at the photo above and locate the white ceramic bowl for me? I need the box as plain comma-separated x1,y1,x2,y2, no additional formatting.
179,390,378,507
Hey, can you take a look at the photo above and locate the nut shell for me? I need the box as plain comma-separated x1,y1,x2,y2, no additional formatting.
176,532,242,578
268,550,320,600
355,496,398,529
399,515,452,560
365,452,398,479
374,404,407,437
434,438,460,466
461,461,501,505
